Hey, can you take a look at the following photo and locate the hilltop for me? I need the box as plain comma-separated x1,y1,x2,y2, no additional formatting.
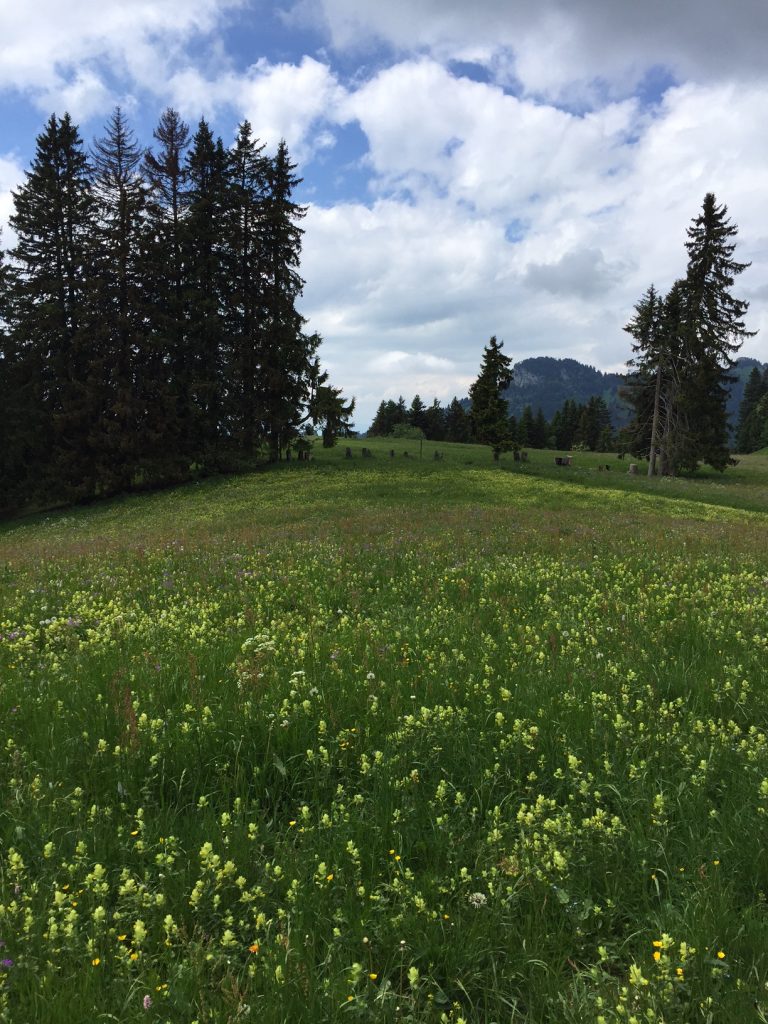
483,355,767,430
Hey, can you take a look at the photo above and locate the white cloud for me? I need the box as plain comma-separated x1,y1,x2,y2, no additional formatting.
300,0,768,97
302,71,768,427
0,0,244,117
0,155,24,246
167,56,346,159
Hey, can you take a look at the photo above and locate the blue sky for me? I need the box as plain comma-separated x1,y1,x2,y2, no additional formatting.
2,0,767,428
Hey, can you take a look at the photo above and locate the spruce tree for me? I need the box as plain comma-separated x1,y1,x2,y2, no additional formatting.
88,107,154,490
469,336,514,460
143,108,190,463
7,113,96,500
221,121,268,455
183,121,228,461
443,399,470,443
259,140,313,459
423,399,446,441
408,394,427,432
680,193,755,471
623,284,665,473
736,366,768,453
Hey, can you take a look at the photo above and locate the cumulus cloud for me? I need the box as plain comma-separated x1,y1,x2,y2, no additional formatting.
0,0,243,116
525,248,630,299
298,0,768,97
300,70,768,425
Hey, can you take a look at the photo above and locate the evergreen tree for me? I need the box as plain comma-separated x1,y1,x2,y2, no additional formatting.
7,113,96,500
221,121,268,454
143,108,190,463
0,232,18,507
518,405,534,447
469,336,514,460
308,360,355,447
679,194,754,470
624,196,754,475
623,284,665,473
408,394,427,432
442,397,473,442
533,407,549,449
88,107,154,490
423,398,446,441
735,366,767,453
258,139,313,459
183,120,228,460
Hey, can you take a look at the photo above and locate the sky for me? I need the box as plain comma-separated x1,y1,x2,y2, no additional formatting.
1,0,767,429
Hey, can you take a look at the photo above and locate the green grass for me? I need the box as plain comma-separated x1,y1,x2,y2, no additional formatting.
1,443,768,1022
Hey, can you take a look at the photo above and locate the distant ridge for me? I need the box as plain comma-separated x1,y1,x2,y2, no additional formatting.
460,355,766,432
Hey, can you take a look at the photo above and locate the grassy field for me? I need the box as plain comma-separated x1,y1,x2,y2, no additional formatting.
1,442,768,1023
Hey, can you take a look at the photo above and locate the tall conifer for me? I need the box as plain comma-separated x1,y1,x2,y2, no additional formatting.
8,114,95,499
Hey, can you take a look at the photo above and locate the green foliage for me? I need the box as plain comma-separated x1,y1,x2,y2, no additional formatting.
469,336,514,459
1,111,332,514
624,195,755,475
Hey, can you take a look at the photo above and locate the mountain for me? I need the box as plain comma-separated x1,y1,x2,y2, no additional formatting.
465,355,767,432
501,357,629,425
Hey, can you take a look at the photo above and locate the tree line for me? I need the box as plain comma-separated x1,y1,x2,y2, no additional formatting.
369,389,616,451
735,365,768,453
0,108,353,514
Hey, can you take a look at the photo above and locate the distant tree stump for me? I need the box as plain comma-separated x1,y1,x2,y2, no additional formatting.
555,456,563,466
389,449,395,458
513,450,521,462
403,451,409,458
566,456,572,465
628,463,638,474
521,451,528,462
345,447,352,458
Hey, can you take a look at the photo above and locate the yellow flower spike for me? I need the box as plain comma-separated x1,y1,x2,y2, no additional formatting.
653,951,661,962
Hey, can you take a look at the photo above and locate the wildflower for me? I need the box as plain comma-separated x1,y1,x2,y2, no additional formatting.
249,943,260,954
92,957,101,966
653,951,661,962
0,959,14,969
717,950,726,960
369,972,378,980
143,994,153,1010
468,891,487,908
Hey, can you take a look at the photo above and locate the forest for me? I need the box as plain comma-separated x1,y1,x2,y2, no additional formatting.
0,108,352,516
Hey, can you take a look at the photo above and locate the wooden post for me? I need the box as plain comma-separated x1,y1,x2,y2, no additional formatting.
628,463,638,475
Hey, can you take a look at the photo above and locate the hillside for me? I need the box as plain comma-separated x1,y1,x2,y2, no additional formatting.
490,355,765,431
2,445,768,1023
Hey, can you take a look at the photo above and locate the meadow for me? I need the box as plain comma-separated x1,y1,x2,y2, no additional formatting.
1,441,768,1023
